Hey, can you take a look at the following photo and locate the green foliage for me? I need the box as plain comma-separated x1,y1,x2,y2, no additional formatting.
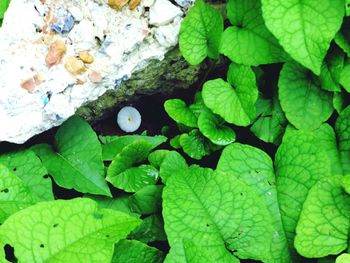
278,62,333,130
179,0,223,65
261,0,344,75
202,63,258,126
112,240,164,263
217,143,291,262
32,116,110,196
294,176,350,258
163,166,272,262
220,0,287,65
250,95,287,145
0,198,140,262
164,99,198,128
0,0,10,19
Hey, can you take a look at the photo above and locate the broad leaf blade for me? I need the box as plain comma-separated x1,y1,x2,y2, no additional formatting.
279,62,333,130
106,141,156,184
335,106,350,174
158,151,188,183
0,165,39,223
221,0,287,65
198,109,236,146
0,149,53,201
164,99,198,128
261,0,344,74
163,166,273,262
0,198,141,262
179,0,223,64
203,64,258,126
275,131,332,251
33,116,111,196
217,143,291,263
250,96,287,145
112,239,164,263
339,64,350,92
179,130,212,160
295,176,350,258
101,135,166,161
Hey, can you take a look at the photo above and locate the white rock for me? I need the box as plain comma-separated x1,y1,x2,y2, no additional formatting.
0,0,193,144
175,0,195,8
154,17,181,48
149,0,183,26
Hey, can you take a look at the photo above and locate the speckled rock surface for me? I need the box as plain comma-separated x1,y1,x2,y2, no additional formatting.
0,0,198,144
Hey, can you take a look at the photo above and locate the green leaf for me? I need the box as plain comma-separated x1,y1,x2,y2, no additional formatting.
198,109,236,146
0,149,53,201
112,239,164,263
129,214,166,243
278,62,333,130
163,166,273,262
339,63,350,92
107,165,159,193
189,92,206,118
0,165,39,224
220,0,287,65
32,116,111,196
294,176,350,258
179,130,212,160
0,0,10,19
284,124,343,176
335,106,350,174
170,135,181,149
217,143,291,263
261,0,344,74
148,150,170,169
85,194,137,216
341,175,350,194
101,135,166,161
335,18,350,57
333,92,346,114
0,198,140,262
159,151,188,182
202,64,258,126
275,131,332,250
320,46,345,92
129,185,163,214
250,96,287,145
182,240,216,263
336,254,350,263
106,141,155,183
179,0,223,65
164,99,198,128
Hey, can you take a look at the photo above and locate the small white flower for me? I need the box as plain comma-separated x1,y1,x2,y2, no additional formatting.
117,106,142,133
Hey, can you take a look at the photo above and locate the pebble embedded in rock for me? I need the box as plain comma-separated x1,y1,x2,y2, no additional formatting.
51,8,75,34
128,0,142,10
89,71,102,83
78,51,94,64
20,75,42,93
45,39,67,67
64,56,86,76
108,0,129,10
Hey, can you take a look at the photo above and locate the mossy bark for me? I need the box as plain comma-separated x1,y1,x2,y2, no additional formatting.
77,47,207,122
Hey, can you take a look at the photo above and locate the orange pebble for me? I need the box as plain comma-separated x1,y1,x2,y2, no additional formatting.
128,0,141,10
108,0,129,10
89,71,102,83
45,40,66,67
